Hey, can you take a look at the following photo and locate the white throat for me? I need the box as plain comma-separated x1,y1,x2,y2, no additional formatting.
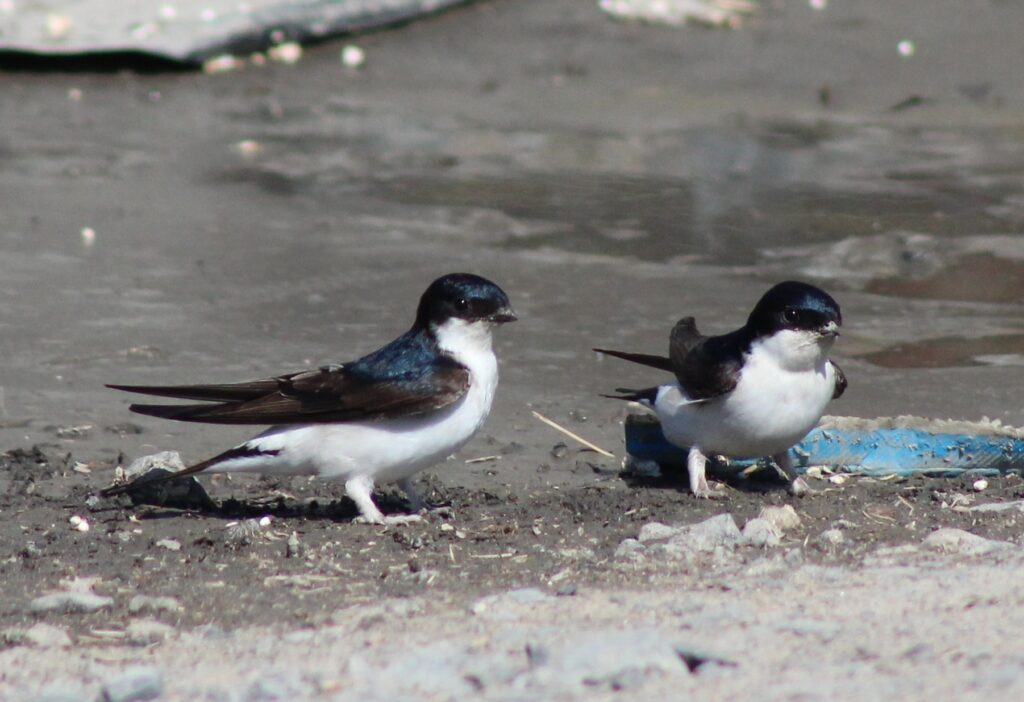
433,318,496,364
431,317,500,429
752,329,834,372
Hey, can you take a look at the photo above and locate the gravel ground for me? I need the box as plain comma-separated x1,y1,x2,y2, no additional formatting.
3,444,1024,700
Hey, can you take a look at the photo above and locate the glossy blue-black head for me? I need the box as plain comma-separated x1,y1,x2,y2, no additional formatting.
747,281,842,338
415,273,517,328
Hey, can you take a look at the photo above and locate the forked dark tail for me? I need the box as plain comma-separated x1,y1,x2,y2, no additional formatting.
600,386,659,404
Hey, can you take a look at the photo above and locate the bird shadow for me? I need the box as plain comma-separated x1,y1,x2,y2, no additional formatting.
621,459,790,496
94,478,425,524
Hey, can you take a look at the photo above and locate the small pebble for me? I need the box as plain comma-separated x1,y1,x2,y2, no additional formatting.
820,528,845,546
741,518,781,548
100,666,163,702
758,505,802,532
269,42,302,64
898,40,915,57
923,528,1012,555
550,442,569,459
30,591,113,614
19,623,73,648
203,55,244,74
233,139,262,158
286,533,303,559
341,44,365,68
259,516,272,527
22,684,84,702
972,478,988,492
637,522,678,543
828,474,847,485
80,228,96,246
128,595,182,615
155,539,181,552
126,619,175,646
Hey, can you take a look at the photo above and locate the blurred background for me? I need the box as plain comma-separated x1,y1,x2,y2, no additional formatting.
2,0,1023,474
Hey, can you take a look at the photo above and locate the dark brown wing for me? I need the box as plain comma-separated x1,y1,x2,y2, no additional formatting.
673,328,748,401
596,316,742,402
593,317,705,373
668,317,702,370
592,348,674,372
115,361,471,425
832,361,847,399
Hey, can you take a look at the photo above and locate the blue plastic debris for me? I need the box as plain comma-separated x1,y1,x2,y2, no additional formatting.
624,414,1024,478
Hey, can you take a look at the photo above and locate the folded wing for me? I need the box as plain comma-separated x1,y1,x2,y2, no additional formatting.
108,360,471,425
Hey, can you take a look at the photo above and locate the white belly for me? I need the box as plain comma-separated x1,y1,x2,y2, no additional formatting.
656,359,836,458
208,353,498,484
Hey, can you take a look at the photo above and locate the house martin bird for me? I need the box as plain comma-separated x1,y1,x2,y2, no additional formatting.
596,281,846,497
102,273,517,524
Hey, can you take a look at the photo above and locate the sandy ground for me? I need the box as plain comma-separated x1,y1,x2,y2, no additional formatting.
2,0,1024,699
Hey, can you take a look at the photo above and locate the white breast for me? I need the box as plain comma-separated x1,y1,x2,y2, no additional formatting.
656,330,836,458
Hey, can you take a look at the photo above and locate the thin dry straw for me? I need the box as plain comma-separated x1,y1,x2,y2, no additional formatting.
531,411,615,458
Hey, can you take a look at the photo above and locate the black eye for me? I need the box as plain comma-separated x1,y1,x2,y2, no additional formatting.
783,308,801,324
454,298,469,312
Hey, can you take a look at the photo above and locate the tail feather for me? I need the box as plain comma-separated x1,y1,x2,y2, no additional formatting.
107,381,280,403
124,402,249,424
593,348,674,373
98,455,219,498
600,386,660,404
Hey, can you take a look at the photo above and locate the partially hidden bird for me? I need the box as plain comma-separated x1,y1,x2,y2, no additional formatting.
596,281,846,497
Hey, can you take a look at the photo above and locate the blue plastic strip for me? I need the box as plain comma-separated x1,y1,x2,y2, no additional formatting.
625,418,1024,477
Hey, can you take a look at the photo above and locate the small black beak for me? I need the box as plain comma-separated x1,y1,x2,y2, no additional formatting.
819,320,840,338
489,307,518,324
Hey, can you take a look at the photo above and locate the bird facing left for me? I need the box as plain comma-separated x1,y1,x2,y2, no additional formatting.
101,273,517,525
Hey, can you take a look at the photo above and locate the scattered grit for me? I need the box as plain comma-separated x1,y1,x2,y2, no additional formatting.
2,445,1024,700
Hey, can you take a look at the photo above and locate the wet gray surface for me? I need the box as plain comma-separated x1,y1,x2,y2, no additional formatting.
2,0,1024,488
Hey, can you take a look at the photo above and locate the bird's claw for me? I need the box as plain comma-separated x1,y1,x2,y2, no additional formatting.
691,480,727,499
